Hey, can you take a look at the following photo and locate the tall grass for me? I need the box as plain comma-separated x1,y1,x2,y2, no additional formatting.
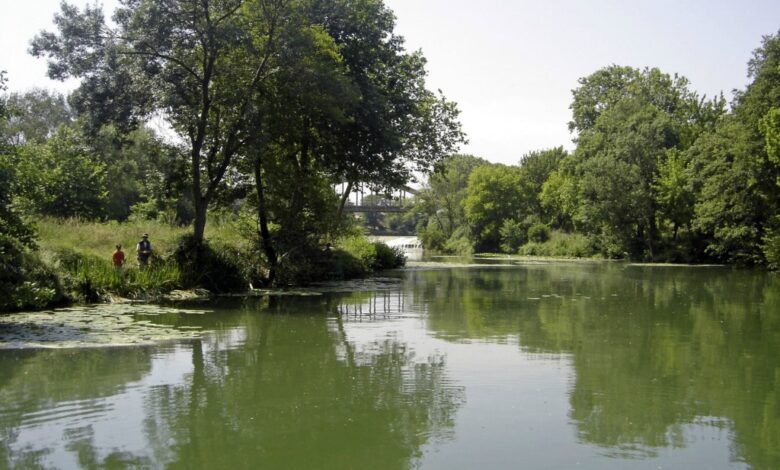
36,216,247,263
518,230,595,258
53,249,181,299
36,218,189,262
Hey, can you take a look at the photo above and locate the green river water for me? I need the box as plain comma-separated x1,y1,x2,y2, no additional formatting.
1,260,779,469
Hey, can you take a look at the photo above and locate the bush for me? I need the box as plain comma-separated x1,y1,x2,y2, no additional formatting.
326,236,405,281
527,223,551,243
519,231,595,258
373,242,406,271
763,229,780,270
443,226,473,255
173,235,245,293
500,219,525,253
0,234,65,312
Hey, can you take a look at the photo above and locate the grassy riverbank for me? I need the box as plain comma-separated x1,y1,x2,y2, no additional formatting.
0,218,405,312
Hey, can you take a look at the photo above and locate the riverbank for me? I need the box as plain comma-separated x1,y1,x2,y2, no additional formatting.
1,218,405,313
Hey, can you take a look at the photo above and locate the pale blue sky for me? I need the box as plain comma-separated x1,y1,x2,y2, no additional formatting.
2,0,779,164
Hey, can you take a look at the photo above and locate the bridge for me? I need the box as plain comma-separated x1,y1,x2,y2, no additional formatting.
336,183,418,214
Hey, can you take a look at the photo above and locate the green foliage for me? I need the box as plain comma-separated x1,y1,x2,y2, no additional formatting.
172,235,245,293
540,170,577,230
464,164,529,252
760,107,780,168
735,30,780,131
52,246,181,301
0,157,36,248
569,65,702,134
14,126,108,219
499,219,525,254
573,97,678,259
688,117,768,265
654,149,694,240
336,236,404,274
0,234,64,312
0,88,73,147
519,231,594,258
762,223,780,270
519,147,567,218
527,223,551,243
415,155,488,240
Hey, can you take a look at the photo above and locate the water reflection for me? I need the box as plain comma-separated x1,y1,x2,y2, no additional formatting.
0,293,463,469
407,263,780,469
2,263,779,468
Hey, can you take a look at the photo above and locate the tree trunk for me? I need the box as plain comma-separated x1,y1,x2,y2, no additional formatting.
336,180,354,220
254,156,277,285
193,195,208,245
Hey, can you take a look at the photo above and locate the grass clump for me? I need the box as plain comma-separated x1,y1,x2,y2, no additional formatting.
332,235,405,278
52,247,181,301
519,230,595,258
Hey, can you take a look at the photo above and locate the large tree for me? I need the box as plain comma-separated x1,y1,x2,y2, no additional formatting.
0,71,36,247
561,66,724,259
463,164,529,253
244,0,465,282
32,0,288,243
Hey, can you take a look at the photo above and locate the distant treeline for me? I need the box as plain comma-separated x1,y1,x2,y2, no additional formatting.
413,31,780,267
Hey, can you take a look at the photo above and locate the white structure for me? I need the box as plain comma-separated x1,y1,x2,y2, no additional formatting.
385,237,423,261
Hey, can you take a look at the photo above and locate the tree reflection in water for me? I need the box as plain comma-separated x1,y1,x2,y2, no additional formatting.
409,263,780,469
0,292,463,469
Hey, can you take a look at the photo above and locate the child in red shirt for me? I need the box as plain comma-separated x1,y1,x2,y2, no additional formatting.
112,245,125,270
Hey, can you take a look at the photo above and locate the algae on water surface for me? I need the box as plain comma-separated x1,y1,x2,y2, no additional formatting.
0,304,207,349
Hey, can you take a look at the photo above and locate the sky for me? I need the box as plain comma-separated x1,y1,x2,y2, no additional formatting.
2,0,779,165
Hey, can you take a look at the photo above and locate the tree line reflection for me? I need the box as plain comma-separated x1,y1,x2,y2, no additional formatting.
406,263,780,469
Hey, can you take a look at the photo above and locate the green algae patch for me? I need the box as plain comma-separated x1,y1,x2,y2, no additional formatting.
0,304,206,349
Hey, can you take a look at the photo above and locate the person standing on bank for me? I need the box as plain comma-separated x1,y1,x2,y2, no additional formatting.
112,244,125,273
136,234,152,269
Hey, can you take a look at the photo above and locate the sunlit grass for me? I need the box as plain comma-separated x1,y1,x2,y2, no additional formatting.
34,216,249,298
36,216,248,263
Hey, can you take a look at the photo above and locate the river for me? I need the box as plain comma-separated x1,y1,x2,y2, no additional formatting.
1,260,779,469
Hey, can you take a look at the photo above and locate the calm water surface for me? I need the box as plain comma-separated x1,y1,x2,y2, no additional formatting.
1,261,779,469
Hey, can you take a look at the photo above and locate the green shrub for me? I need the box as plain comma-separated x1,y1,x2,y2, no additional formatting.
1,234,65,312
418,222,446,251
173,235,245,293
500,219,525,253
527,223,551,243
373,242,406,270
519,231,595,258
763,230,780,270
443,226,473,255
327,236,405,281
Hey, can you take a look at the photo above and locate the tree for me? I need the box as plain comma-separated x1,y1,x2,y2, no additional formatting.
688,118,767,264
653,149,694,242
245,0,465,282
687,31,780,266
0,88,73,147
311,0,465,218
32,0,288,244
463,164,529,252
415,154,488,243
562,65,725,260
519,147,566,220
572,98,677,258
0,71,35,246
14,126,108,219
